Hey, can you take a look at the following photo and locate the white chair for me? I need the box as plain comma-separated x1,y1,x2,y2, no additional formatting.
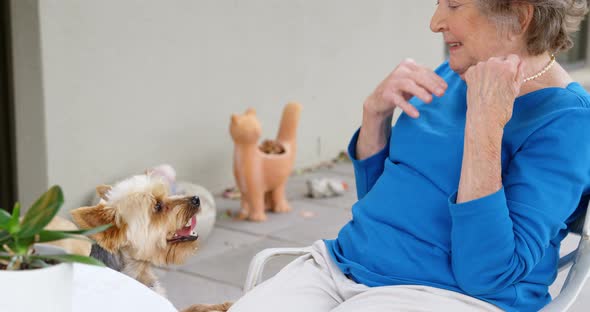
244,201,590,311
542,202,590,311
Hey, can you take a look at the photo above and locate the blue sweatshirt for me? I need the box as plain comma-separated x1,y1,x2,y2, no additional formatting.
324,61,590,311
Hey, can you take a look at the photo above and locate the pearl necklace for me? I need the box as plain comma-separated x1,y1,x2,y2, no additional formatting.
523,54,556,83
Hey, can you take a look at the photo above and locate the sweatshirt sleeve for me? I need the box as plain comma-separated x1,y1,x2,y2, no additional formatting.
447,108,590,295
348,128,391,200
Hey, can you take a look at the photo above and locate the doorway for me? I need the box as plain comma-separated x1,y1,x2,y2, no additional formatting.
0,0,16,212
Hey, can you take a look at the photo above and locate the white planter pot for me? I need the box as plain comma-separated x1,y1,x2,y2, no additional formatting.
0,263,73,312
0,245,73,312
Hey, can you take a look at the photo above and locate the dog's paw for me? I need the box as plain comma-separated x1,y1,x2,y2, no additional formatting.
180,302,233,312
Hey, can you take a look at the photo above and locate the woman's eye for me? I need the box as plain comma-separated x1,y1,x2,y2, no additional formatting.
448,1,461,8
436,1,460,9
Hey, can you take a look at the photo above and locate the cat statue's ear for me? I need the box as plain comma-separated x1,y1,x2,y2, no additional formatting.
231,114,239,124
245,108,256,115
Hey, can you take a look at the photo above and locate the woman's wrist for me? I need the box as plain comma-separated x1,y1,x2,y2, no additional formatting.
464,117,504,146
362,96,394,120
457,119,503,203
465,107,505,139
356,109,392,160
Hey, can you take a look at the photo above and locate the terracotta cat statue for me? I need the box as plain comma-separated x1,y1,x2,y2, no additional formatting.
230,102,302,222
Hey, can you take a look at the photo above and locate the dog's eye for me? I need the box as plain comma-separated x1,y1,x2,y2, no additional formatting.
154,201,163,212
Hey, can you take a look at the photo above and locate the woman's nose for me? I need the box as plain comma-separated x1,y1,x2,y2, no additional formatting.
430,5,446,33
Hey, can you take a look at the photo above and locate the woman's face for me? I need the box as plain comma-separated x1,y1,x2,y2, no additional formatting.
430,0,518,75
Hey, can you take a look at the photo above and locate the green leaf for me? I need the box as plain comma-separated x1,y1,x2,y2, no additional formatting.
55,224,111,236
19,186,63,238
31,254,105,267
0,230,11,245
15,236,34,252
7,236,33,256
0,208,11,229
36,224,111,243
7,202,21,234
37,231,90,243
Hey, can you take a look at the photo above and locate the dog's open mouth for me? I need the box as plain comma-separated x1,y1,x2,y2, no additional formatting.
167,215,198,243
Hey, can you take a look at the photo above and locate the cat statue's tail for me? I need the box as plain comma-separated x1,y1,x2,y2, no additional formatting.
276,102,303,143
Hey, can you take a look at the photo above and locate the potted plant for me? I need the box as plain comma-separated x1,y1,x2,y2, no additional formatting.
0,185,109,312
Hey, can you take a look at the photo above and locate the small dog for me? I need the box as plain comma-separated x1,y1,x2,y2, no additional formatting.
71,174,201,296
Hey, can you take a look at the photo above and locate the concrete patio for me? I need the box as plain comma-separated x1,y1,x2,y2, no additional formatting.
154,162,590,311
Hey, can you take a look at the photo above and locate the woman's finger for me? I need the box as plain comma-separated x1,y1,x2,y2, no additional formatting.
411,68,447,97
395,60,446,95
397,79,434,103
385,91,420,118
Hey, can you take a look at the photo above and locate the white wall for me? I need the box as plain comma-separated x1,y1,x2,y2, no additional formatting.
11,0,48,211
12,0,443,211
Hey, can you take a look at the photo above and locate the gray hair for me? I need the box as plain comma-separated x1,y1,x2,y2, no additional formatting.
475,0,589,55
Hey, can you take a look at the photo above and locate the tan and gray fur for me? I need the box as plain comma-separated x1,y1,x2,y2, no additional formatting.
71,174,201,297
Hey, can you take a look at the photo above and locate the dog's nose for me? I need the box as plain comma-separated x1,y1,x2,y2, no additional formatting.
190,196,200,208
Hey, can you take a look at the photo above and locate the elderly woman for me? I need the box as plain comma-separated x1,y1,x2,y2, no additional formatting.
229,1,590,311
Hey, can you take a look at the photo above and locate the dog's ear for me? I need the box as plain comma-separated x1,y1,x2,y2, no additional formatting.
70,204,127,252
245,108,256,115
96,185,112,202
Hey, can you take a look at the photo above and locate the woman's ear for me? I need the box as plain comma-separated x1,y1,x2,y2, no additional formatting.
517,3,534,36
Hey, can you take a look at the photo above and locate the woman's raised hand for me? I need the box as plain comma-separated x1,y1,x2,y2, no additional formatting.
363,59,448,119
356,59,447,159
464,55,525,129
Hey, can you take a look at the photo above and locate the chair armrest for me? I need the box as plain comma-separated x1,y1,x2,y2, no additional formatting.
558,249,577,273
541,236,590,311
243,247,312,293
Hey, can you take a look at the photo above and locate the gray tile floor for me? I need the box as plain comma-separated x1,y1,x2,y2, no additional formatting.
155,162,589,311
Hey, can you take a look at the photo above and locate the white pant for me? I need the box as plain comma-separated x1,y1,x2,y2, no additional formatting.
229,241,503,312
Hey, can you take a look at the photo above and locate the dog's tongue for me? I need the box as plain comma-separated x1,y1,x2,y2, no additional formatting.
176,215,197,237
